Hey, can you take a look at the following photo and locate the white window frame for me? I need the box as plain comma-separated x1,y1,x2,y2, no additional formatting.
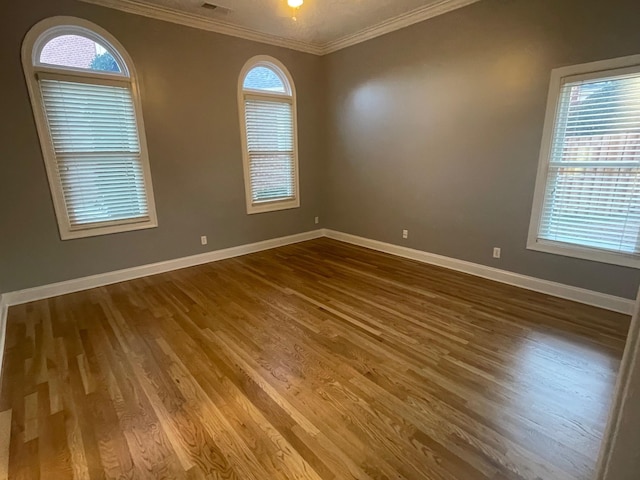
22,16,158,240
238,55,300,215
528,54,640,269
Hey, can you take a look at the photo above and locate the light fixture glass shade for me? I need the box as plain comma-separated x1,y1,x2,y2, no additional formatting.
288,0,303,8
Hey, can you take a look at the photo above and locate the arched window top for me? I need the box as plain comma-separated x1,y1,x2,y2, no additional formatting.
39,33,122,73
243,66,287,93
25,18,131,77
241,57,294,96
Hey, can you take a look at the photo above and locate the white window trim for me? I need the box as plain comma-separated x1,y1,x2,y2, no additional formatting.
527,54,640,269
22,16,158,240
238,55,300,215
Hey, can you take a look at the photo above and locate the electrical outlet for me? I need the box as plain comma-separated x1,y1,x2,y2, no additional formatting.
315,216,319,224
402,229,409,239
201,235,208,246
493,247,501,259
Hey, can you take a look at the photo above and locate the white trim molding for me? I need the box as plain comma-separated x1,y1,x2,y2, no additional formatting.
0,295,8,383
77,0,481,56
0,227,632,387
595,287,640,479
78,0,324,55
324,230,635,315
2,230,323,307
0,227,631,348
321,0,481,54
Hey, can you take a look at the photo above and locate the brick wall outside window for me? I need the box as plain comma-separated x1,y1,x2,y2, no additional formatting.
40,35,99,68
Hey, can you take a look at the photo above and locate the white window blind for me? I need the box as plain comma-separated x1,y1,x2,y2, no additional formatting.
244,97,296,203
39,76,150,228
538,72,640,255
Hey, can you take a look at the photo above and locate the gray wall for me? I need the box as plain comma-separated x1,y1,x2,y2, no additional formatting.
0,0,324,293
3,0,640,300
323,0,640,299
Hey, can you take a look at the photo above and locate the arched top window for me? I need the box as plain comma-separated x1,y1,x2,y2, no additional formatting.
238,56,299,214
22,17,157,240
243,64,289,94
33,25,128,74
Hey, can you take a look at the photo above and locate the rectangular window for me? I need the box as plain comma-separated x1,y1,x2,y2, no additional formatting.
245,98,296,203
40,77,151,230
528,55,640,268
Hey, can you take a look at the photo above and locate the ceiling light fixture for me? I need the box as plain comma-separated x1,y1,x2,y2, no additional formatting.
287,0,303,7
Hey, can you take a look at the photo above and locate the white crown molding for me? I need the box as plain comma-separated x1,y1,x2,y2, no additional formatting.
77,0,482,56
324,230,636,315
320,0,482,54
77,0,324,55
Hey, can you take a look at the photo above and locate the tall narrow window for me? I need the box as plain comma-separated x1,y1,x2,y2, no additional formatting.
238,56,300,214
22,17,157,240
529,55,640,268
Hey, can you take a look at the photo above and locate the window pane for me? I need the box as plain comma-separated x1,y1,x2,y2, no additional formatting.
59,155,149,225
243,66,286,93
541,166,640,252
244,98,295,203
39,78,148,226
40,35,122,73
539,73,640,254
245,99,293,152
250,153,295,202
40,79,139,154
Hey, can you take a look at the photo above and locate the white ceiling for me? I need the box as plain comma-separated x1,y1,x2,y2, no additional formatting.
80,0,481,54
139,0,445,44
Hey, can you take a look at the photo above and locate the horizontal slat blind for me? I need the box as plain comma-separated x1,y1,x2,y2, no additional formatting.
39,78,149,227
244,98,295,203
539,73,640,254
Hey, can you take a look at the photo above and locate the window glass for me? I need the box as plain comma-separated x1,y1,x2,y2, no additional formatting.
538,74,640,253
245,99,295,202
529,58,640,267
243,66,286,93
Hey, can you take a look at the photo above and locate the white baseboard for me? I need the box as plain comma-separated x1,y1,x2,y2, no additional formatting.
0,227,631,394
2,229,323,307
0,227,633,388
324,229,635,315
1,226,633,315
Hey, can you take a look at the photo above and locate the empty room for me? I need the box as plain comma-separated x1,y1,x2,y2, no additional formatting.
2,0,640,478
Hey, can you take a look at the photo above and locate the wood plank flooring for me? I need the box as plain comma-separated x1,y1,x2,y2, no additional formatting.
0,238,630,480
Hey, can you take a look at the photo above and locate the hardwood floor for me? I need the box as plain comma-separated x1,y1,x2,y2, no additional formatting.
0,238,630,480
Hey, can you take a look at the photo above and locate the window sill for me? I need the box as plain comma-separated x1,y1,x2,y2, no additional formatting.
60,219,158,240
247,198,300,215
526,239,640,269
